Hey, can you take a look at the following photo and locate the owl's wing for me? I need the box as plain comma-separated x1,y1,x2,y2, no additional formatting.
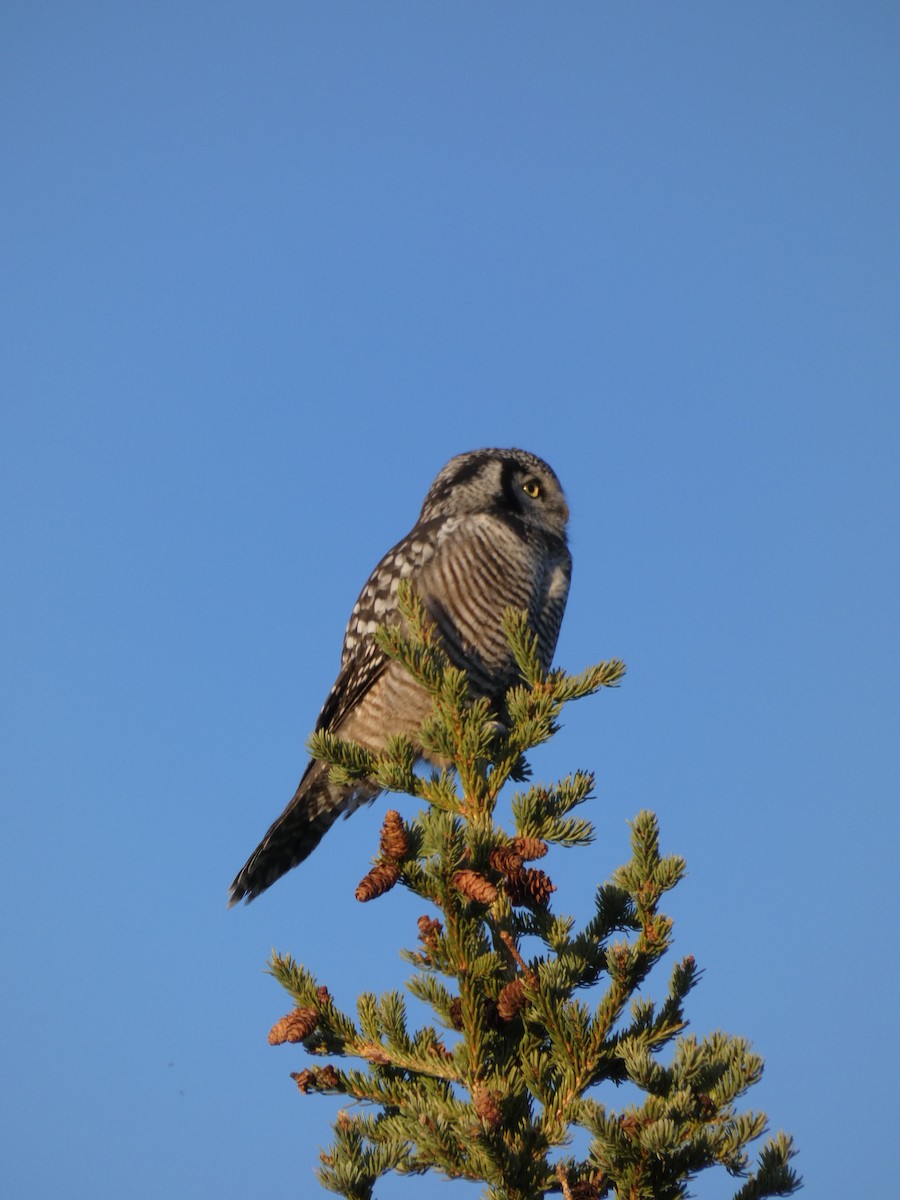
313,519,444,733
313,638,387,734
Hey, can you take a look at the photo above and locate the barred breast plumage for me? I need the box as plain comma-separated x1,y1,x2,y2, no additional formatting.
228,448,572,905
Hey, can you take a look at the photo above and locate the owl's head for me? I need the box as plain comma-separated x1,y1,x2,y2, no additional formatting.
418,448,569,537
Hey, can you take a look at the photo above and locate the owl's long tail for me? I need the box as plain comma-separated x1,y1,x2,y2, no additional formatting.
228,760,380,905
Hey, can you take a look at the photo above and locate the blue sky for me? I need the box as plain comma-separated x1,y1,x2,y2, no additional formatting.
2,3,898,1197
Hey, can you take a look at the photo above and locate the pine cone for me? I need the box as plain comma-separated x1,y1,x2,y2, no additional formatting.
557,1162,605,1200
472,1083,502,1128
355,861,400,902
453,869,498,904
496,978,527,1021
448,997,463,1031
379,809,409,860
317,1064,341,1090
505,867,555,908
417,914,443,949
697,1092,716,1117
570,1178,604,1200
510,835,549,861
619,1112,642,1136
489,845,524,876
524,867,555,906
426,1035,454,1060
291,1068,315,1093
268,1006,319,1045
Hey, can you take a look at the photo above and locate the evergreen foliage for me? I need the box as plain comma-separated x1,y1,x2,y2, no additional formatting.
266,583,801,1199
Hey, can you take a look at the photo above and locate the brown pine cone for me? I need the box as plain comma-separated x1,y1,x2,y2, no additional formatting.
317,1064,341,1090
379,810,409,860
472,1083,502,1128
510,835,549,861
505,867,555,908
417,914,443,949
355,861,400,902
448,997,464,1031
489,845,524,876
268,1006,319,1045
496,979,527,1021
453,869,498,904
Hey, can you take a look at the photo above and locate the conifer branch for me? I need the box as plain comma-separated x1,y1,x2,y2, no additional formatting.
264,607,801,1199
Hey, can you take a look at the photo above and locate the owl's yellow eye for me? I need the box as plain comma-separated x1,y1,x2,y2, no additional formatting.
522,478,542,499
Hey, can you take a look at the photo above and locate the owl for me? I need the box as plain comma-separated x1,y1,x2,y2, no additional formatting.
228,448,571,905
